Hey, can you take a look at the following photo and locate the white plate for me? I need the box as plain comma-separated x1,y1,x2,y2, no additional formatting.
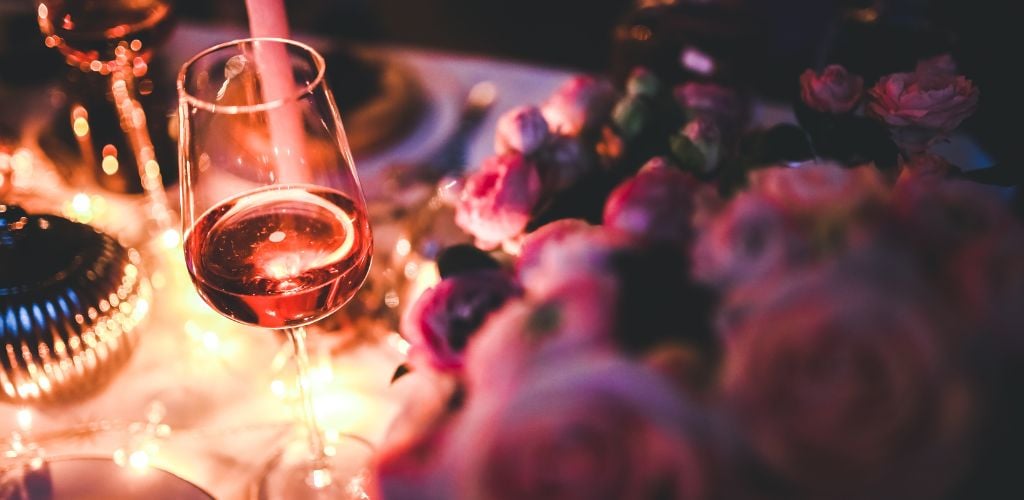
0,457,214,500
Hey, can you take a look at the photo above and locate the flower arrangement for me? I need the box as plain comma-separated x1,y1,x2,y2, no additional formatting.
371,55,1024,499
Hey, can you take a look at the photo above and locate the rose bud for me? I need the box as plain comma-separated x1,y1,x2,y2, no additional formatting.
535,134,595,192
611,94,652,140
603,159,701,249
721,270,972,499
455,153,543,249
895,152,955,188
674,82,749,137
541,75,617,136
400,269,521,373
867,66,979,154
799,64,864,114
452,359,713,500
494,105,550,156
670,118,722,175
625,66,661,98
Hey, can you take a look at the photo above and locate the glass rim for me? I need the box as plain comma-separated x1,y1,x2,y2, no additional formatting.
176,37,326,114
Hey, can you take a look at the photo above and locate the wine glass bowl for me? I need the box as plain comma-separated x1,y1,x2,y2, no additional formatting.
177,38,373,499
178,38,372,328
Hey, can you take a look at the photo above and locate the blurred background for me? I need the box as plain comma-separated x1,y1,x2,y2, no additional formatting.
1,0,1018,166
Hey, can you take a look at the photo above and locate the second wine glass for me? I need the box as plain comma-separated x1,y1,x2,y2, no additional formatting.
177,38,373,499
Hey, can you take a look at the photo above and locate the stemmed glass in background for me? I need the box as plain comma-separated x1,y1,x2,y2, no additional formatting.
177,38,374,499
36,0,176,233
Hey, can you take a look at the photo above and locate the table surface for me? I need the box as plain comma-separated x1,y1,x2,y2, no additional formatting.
0,23,586,500
0,23,995,499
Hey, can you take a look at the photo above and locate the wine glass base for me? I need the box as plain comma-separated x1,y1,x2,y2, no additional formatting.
251,434,375,500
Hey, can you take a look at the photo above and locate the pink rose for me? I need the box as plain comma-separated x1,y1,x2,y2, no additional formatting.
535,135,595,192
693,164,890,290
747,162,888,217
721,270,971,498
691,193,802,289
516,219,594,283
603,159,701,249
515,225,633,297
799,64,864,114
463,275,619,395
455,153,543,248
494,105,550,156
452,359,712,500
674,82,749,136
541,75,617,136
867,72,979,130
400,269,521,373
893,180,1024,337
867,62,979,153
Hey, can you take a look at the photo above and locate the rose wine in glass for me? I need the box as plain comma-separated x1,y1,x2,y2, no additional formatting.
185,185,372,328
178,38,374,499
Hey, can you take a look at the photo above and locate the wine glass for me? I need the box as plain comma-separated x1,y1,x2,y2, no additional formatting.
37,0,176,232
177,38,374,499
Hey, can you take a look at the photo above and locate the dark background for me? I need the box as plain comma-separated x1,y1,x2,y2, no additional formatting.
174,0,635,71
169,0,1017,167
1,0,1019,167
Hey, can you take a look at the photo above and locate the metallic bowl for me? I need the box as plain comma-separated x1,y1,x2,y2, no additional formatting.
0,204,151,405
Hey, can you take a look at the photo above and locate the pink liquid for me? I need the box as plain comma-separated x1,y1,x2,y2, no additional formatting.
184,185,372,328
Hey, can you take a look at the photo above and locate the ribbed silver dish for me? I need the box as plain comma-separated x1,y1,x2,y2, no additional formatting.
0,204,151,405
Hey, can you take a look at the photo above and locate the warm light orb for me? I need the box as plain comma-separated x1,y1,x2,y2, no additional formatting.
73,117,90,137
16,408,33,431
310,468,333,489
386,333,411,355
102,155,119,175
128,450,150,470
71,193,91,213
161,228,181,248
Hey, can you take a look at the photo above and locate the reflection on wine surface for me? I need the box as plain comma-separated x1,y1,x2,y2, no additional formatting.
185,184,373,329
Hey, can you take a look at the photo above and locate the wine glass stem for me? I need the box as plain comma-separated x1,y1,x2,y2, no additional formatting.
109,54,175,236
285,326,330,473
